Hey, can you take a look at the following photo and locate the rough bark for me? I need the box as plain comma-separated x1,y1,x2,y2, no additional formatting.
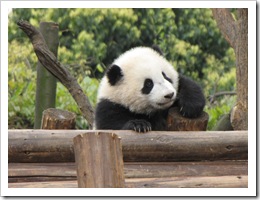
211,9,248,130
17,20,94,129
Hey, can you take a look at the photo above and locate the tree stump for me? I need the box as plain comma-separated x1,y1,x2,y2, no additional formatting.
167,107,209,131
41,108,76,129
73,132,125,188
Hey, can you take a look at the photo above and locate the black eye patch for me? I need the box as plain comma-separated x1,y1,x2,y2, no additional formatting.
141,78,154,94
162,72,173,83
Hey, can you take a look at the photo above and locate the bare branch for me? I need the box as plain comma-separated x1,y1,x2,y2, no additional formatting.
208,91,237,104
17,20,94,129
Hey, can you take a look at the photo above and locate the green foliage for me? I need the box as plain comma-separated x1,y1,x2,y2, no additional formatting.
8,8,237,129
8,39,99,128
205,96,236,130
55,76,99,129
8,40,37,128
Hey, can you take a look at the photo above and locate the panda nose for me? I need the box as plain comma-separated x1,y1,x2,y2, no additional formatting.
164,92,174,99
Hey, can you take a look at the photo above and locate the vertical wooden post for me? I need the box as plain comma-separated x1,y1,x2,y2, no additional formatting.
73,132,125,188
34,22,59,128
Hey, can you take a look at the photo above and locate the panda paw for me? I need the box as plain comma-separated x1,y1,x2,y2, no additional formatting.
123,119,152,133
178,102,204,118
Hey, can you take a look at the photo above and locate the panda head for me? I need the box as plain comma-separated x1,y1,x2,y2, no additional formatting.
97,47,179,114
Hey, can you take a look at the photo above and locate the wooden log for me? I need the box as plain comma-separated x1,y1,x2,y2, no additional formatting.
167,107,209,131
125,175,248,188
41,108,76,129
73,132,125,188
8,161,248,182
8,175,248,188
8,130,248,162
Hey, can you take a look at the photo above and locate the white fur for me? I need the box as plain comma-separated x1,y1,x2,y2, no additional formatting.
97,47,179,114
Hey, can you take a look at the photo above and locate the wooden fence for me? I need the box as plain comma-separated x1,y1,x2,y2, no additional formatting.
8,130,248,188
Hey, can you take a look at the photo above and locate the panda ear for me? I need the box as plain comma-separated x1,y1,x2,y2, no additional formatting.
106,64,123,86
151,44,164,56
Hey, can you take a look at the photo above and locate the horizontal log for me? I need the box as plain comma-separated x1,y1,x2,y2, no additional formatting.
9,161,248,182
126,175,248,188
8,175,248,188
8,130,248,162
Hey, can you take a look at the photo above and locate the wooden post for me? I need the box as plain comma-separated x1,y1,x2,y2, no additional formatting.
34,22,59,128
73,132,125,188
41,108,76,129
167,107,209,131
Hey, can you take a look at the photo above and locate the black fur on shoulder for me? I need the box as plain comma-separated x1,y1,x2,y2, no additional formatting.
173,75,205,118
95,99,168,132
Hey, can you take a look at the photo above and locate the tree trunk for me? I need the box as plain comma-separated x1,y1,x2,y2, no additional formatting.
211,9,248,130
34,22,59,128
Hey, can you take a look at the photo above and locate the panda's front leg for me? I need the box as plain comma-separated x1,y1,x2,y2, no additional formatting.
122,119,152,133
176,75,206,118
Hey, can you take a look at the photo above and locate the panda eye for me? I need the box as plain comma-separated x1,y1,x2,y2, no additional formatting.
162,72,173,83
142,78,154,95
145,79,154,88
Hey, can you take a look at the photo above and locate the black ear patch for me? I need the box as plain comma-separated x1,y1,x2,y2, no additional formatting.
106,64,123,86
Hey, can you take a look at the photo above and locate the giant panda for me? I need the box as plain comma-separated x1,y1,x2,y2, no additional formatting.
95,46,205,132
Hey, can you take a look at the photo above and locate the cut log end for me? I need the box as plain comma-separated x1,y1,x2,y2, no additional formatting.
167,107,209,131
41,108,76,129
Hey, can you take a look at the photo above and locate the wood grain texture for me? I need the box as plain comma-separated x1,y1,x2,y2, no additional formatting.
73,132,125,187
8,161,248,182
8,175,248,188
8,130,248,162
